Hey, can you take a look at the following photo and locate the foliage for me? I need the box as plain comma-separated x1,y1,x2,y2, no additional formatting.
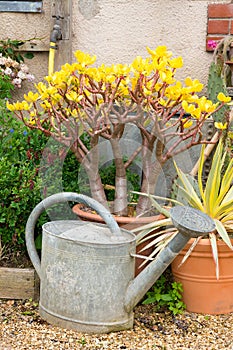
207,36,233,127
7,46,232,217
0,38,35,89
0,74,14,99
133,139,233,278
99,158,140,202
0,38,34,63
0,101,47,247
142,274,186,315
207,61,229,123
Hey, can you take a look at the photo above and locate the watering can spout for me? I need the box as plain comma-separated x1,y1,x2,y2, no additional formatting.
124,206,216,313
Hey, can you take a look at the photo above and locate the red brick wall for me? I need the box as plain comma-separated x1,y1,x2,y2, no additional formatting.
207,3,233,51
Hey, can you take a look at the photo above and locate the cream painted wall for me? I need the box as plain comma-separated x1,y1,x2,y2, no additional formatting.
0,0,229,92
72,0,229,91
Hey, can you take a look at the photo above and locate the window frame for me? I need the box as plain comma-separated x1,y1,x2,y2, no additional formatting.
0,1,43,13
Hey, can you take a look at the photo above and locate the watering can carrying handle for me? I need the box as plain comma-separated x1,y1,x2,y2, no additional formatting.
25,192,121,279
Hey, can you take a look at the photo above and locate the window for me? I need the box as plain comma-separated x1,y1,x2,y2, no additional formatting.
0,1,43,13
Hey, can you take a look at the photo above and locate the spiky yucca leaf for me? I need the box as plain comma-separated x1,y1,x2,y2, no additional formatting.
203,142,223,216
173,163,203,210
214,219,232,248
198,145,205,204
209,232,219,279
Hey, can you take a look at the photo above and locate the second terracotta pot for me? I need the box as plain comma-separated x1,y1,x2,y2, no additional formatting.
171,238,233,315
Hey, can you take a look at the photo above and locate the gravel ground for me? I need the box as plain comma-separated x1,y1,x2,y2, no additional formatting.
0,299,233,349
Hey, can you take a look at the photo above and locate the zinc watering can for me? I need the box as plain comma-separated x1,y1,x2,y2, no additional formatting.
26,192,215,333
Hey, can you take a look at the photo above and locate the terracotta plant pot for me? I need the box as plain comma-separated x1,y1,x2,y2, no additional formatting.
72,203,164,275
171,238,233,314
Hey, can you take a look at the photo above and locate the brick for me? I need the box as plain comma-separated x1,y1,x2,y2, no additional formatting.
208,19,230,34
208,4,233,18
230,20,233,34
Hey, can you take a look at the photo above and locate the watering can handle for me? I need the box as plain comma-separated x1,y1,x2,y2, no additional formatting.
25,192,121,278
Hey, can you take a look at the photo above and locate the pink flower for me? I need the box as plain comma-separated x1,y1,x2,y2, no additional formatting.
207,40,218,50
12,77,22,88
4,67,12,76
20,63,29,73
26,73,35,82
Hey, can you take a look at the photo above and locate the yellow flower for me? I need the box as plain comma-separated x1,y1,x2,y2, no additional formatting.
185,77,203,92
159,70,175,84
40,100,52,110
169,57,183,69
182,101,196,114
147,45,171,59
217,92,231,103
30,110,37,117
182,118,193,128
24,91,39,103
192,107,201,119
197,96,218,113
66,91,83,103
70,108,78,117
28,117,36,125
131,56,152,75
74,50,96,67
8,100,31,111
6,100,16,111
214,122,228,130
36,82,47,95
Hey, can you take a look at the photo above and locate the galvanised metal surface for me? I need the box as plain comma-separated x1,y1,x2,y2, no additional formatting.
26,193,215,333
26,192,136,332
0,1,43,13
40,220,135,332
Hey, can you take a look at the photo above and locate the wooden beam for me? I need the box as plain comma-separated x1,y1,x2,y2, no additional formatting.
0,267,39,300
51,0,72,70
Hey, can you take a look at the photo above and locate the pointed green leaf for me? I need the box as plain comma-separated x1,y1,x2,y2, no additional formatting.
197,144,205,203
209,232,219,279
214,219,233,250
24,52,34,60
174,162,203,210
204,142,223,215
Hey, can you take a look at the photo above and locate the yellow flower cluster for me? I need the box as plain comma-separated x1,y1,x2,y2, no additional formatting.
6,46,231,127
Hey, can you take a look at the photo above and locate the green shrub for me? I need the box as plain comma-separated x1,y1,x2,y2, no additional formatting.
142,273,186,315
0,101,48,247
0,102,82,249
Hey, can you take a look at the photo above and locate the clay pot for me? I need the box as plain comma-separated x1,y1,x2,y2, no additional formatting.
171,238,233,314
72,203,164,276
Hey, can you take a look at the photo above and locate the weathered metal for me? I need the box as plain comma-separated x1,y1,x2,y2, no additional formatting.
26,192,215,333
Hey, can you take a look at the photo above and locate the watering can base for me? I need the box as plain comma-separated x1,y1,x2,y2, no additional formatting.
39,305,134,333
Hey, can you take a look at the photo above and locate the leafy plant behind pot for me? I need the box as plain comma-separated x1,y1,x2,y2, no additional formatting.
142,273,186,315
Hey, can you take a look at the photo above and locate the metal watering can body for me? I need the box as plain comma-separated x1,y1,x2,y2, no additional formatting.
26,192,215,333
40,220,136,332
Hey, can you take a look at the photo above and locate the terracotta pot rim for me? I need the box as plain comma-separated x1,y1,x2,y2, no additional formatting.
72,203,164,225
178,238,233,257
187,237,233,247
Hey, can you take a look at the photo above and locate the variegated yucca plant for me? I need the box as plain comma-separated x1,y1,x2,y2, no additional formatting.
133,139,233,278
